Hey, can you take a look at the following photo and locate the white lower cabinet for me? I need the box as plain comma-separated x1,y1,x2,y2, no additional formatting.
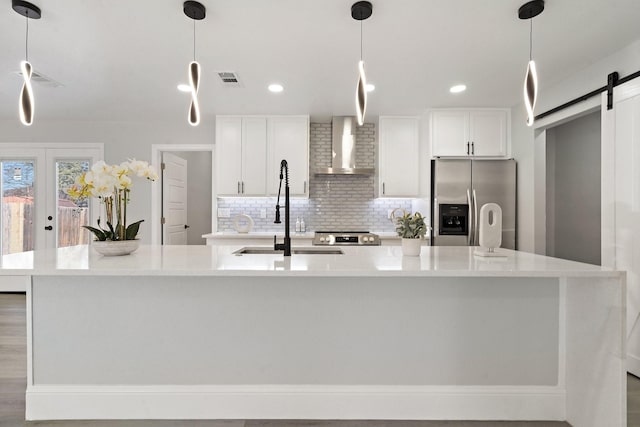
215,115,309,197
378,116,420,197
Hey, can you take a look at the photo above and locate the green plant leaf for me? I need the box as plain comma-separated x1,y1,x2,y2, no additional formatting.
125,219,144,240
395,211,427,238
106,222,118,241
82,225,107,241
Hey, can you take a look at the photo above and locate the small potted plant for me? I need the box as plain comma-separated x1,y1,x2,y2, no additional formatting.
395,211,427,256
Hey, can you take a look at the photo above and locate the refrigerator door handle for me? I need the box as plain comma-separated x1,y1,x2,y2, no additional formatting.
433,197,438,244
466,189,473,246
473,189,479,246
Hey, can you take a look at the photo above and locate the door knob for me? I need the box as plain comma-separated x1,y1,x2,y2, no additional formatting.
184,224,190,229
44,225,53,231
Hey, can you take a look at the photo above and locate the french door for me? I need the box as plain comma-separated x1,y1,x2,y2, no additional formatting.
0,144,103,255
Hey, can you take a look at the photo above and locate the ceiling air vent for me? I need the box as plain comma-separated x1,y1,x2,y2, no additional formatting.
216,71,243,87
14,69,64,88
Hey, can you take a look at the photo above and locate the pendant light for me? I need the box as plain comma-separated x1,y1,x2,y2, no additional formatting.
519,0,544,127
352,1,372,126
12,0,41,127
183,1,206,126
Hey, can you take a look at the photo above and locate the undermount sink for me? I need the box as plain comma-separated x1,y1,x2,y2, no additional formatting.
233,247,343,255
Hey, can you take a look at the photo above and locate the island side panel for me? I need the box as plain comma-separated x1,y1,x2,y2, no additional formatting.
30,275,559,386
565,276,626,427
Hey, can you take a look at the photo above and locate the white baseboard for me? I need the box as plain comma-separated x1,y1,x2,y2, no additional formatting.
628,352,640,377
26,384,566,421
0,276,28,292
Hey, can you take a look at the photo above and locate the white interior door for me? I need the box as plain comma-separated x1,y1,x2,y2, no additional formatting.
162,153,188,245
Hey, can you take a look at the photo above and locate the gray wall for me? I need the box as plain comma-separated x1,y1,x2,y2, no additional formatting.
217,123,414,233
171,151,212,245
546,111,601,265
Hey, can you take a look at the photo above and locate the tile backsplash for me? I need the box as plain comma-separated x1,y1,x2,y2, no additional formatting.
217,122,414,233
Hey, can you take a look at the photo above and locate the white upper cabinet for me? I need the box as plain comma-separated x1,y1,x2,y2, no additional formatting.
215,116,267,196
241,118,268,195
215,117,243,196
431,109,509,157
215,115,309,197
378,116,420,197
268,116,309,197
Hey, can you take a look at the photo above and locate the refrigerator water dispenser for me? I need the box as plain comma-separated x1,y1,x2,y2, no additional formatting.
439,204,469,236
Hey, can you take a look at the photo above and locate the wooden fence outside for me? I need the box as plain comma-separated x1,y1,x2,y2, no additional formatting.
2,202,89,254
58,207,89,247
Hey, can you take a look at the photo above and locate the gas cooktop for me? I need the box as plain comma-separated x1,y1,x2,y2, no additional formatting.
312,231,381,246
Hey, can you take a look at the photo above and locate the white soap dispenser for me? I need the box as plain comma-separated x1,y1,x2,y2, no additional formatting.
300,217,306,233
295,217,301,233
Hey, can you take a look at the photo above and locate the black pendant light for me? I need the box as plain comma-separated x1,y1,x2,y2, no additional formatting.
519,0,544,127
352,1,372,126
13,0,41,127
183,1,205,127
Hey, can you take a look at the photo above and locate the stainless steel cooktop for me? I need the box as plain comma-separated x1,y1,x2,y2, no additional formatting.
312,231,381,246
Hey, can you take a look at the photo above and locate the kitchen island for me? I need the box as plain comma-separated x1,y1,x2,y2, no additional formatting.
4,244,625,426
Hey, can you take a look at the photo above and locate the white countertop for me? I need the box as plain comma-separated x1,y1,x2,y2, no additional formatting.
202,231,316,239
202,231,404,240
0,244,621,278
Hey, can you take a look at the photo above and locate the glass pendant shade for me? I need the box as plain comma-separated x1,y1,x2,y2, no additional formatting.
188,60,200,126
356,60,367,126
19,60,34,126
523,59,538,127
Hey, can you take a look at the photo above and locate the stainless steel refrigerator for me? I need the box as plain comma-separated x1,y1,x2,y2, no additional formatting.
430,159,516,248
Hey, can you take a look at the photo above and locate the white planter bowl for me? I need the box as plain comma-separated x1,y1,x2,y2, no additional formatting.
401,238,422,256
92,240,140,256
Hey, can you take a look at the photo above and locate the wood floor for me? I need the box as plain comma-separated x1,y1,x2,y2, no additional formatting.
1,292,632,427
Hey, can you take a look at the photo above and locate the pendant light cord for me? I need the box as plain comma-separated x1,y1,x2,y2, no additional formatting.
25,12,29,62
360,19,363,61
529,18,533,61
193,19,196,61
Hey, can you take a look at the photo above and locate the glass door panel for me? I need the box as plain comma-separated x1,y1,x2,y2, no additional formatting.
56,160,90,248
1,160,35,255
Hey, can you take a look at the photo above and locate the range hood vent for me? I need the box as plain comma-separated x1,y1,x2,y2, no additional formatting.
314,116,374,175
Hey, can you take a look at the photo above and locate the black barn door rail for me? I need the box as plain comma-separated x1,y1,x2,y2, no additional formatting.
535,69,640,121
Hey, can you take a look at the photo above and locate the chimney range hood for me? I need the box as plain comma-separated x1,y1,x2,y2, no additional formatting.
314,116,374,175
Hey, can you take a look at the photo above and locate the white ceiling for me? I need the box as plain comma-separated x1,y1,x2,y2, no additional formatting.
1,0,639,123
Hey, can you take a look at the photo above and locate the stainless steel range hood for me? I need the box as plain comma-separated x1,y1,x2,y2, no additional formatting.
314,116,374,175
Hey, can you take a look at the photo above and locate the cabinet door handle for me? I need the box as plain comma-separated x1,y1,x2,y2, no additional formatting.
467,142,470,155
237,182,240,194
382,182,386,195
304,181,307,193
242,182,245,194
471,141,475,155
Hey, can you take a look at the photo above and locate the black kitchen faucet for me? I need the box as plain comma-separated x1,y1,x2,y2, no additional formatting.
273,159,291,256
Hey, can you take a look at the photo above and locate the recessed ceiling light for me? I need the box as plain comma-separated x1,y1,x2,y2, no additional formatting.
177,84,191,92
450,84,467,94
268,84,284,93
366,84,375,92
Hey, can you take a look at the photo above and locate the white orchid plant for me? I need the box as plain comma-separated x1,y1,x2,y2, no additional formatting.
67,159,158,241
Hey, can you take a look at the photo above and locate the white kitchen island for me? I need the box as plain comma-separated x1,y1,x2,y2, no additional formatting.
4,244,625,426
